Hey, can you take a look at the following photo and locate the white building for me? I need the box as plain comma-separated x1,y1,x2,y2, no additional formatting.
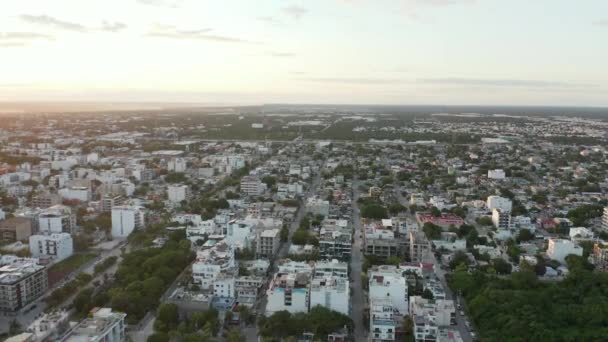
61,307,126,342
486,195,512,213
369,298,396,342
213,273,236,299
167,184,189,203
492,208,511,230
38,205,75,234
256,229,280,258
29,233,73,262
410,193,426,206
240,176,264,196
191,241,236,289
168,158,187,173
546,238,583,263
487,169,506,180
58,186,91,202
310,276,350,315
369,265,408,316
225,220,255,248
306,197,330,217
111,206,145,238
266,269,311,315
569,227,594,240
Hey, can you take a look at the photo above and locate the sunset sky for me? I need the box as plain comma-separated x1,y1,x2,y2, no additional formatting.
1,0,607,106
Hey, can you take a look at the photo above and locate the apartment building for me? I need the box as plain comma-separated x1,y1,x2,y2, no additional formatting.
61,308,126,342
29,233,74,262
191,241,236,289
111,205,145,238
101,194,124,213
365,223,398,259
0,255,48,313
167,184,190,204
31,192,61,209
38,205,75,234
240,176,264,196
369,298,396,342
546,238,583,263
0,217,33,243
492,208,511,230
256,229,281,259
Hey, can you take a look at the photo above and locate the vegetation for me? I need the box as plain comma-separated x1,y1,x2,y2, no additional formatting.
258,306,352,340
94,256,118,275
449,257,608,341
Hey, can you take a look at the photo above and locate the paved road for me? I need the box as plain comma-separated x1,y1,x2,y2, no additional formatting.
350,178,366,342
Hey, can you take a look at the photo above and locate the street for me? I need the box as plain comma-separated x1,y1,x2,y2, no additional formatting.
350,178,366,342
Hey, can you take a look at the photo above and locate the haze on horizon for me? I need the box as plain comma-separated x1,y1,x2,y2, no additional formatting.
1,0,607,107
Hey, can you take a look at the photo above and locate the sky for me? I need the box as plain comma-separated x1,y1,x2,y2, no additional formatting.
0,0,607,106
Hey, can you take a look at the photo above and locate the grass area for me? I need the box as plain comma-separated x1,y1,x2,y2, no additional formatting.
48,253,96,274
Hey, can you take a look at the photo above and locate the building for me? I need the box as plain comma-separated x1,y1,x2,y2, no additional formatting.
602,207,608,231
266,266,312,315
0,255,48,313
168,184,190,203
31,192,61,209
306,197,330,217
486,195,512,213
38,205,75,234
546,238,583,263
0,217,33,243
365,223,398,259
240,176,264,196
319,228,352,261
61,307,126,342
368,265,408,315
168,158,187,173
192,241,236,289
257,229,280,258
111,205,145,238
416,213,464,229
487,169,506,180
492,208,511,230
409,296,455,329
410,193,426,206
310,276,350,315
225,220,255,248
591,242,608,272
369,298,396,342
58,186,91,202
29,233,74,262
101,194,124,213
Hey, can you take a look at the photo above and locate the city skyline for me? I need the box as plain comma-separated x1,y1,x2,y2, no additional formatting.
1,0,607,106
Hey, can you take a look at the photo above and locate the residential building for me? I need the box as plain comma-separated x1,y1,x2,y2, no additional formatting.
591,243,608,272
58,186,91,202
486,195,512,213
225,220,255,248
240,176,264,196
111,205,145,238
168,158,187,173
487,169,506,180
319,228,352,261
601,207,608,231
168,184,190,203
416,213,464,229
101,194,124,213
492,208,511,230
266,267,312,315
257,229,280,258
38,205,75,234
31,192,61,208
310,276,350,315
192,241,236,289
369,298,396,342
546,238,583,263
365,223,398,259
306,197,330,217
61,307,126,342
0,217,33,243
368,265,408,315
0,255,48,313
29,233,74,262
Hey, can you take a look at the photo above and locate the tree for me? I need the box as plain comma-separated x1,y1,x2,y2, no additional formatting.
147,333,170,342
361,203,388,219
516,229,534,243
422,288,435,300
492,258,512,275
261,175,276,188
423,222,442,240
430,206,441,217
388,203,406,215
226,328,246,342
280,225,289,242
449,251,469,270
476,216,493,226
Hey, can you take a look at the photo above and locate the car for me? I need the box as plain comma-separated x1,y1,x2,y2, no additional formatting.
459,310,464,316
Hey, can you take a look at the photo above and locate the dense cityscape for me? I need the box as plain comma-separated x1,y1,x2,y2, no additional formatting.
0,107,607,341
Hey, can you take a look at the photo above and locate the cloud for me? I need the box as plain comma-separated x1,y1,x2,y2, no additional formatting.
101,21,127,32
297,77,406,84
146,25,259,44
0,42,27,48
0,32,54,41
268,52,295,57
138,0,182,8
593,19,608,27
282,5,308,19
417,78,592,88
258,16,283,25
19,14,87,32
